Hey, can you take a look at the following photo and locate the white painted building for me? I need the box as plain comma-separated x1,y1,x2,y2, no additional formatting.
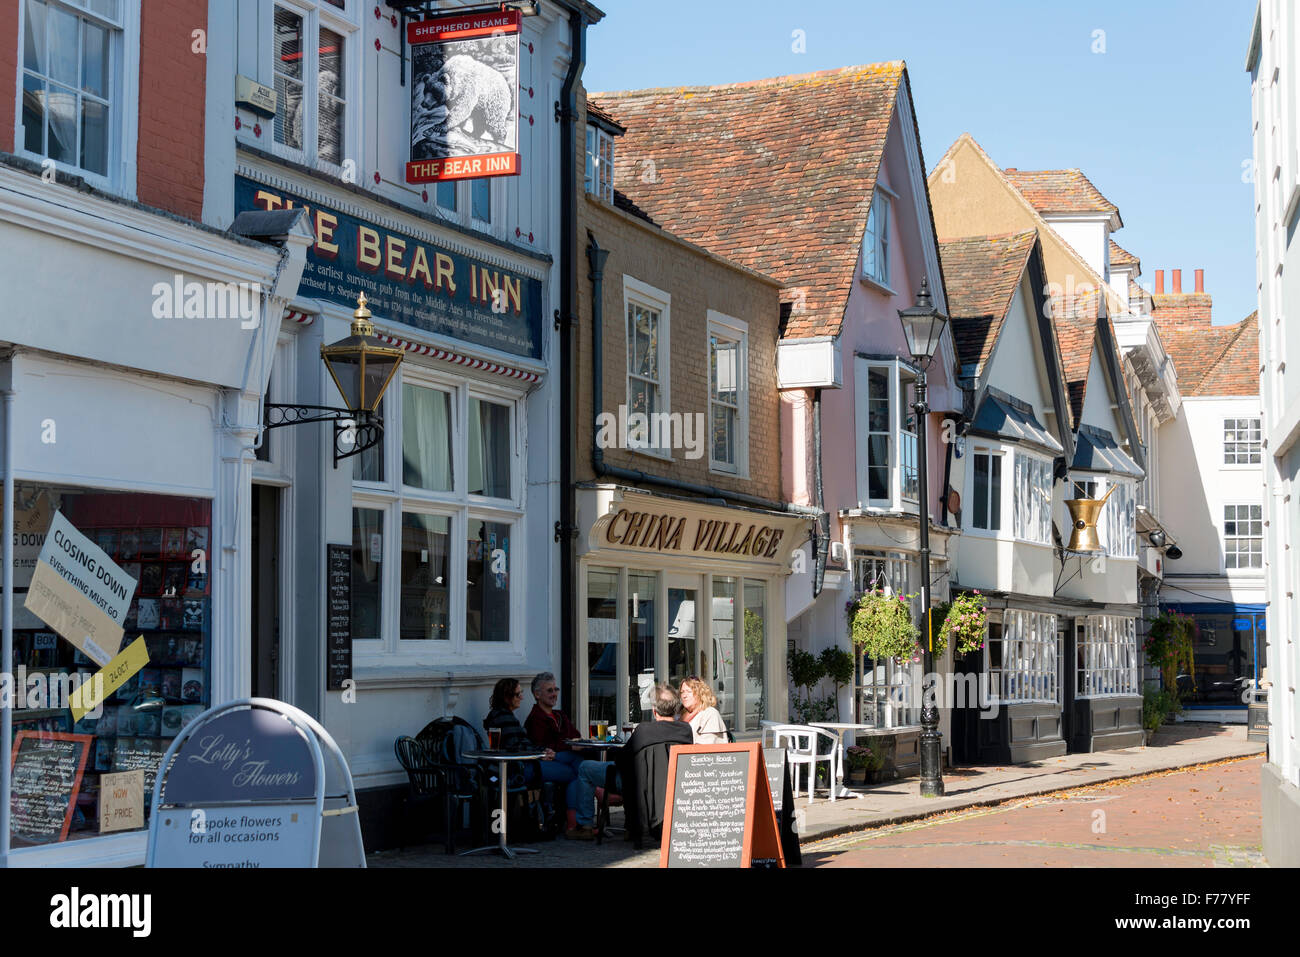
1248,0,1300,868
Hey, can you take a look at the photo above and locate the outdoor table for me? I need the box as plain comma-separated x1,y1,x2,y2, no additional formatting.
460,749,545,859
809,722,879,799
567,738,626,762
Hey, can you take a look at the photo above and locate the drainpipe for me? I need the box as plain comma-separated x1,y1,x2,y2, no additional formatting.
812,389,829,598
586,231,821,518
1,387,12,866
940,414,958,525
557,4,589,713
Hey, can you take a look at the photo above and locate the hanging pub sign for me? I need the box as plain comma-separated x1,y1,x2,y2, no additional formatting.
407,9,521,183
237,177,543,359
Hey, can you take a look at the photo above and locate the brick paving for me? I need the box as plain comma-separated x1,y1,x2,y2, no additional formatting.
802,755,1266,868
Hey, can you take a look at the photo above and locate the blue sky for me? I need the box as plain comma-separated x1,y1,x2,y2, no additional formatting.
585,0,1260,326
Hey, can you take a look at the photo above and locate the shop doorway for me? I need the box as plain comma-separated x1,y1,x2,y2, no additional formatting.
251,485,281,699
1059,619,1076,747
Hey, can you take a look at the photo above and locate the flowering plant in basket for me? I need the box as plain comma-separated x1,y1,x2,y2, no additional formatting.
846,590,920,663
941,590,987,656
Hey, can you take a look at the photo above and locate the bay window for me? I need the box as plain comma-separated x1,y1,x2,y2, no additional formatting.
351,370,523,661
1077,616,1138,697
988,610,1057,703
1012,451,1053,544
1098,477,1136,559
971,447,1003,531
855,357,919,509
20,0,134,191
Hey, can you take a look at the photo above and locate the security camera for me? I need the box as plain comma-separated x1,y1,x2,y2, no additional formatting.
1166,545,1183,561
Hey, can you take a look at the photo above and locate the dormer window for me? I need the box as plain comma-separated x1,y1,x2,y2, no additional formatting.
585,123,615,203
862,190,891,286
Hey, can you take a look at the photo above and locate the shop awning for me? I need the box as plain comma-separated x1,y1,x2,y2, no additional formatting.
1072,424,1143,478
969,389,1063,454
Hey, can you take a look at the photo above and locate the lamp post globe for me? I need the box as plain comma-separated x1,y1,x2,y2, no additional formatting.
897,277,948,798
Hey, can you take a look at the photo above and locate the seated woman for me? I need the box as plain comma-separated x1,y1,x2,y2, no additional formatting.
680,677,728,744
483,677,580,835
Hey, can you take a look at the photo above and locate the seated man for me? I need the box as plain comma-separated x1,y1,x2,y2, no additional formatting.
568,683,693,840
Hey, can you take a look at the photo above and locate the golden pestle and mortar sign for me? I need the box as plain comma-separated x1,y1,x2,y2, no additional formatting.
580,487,809,572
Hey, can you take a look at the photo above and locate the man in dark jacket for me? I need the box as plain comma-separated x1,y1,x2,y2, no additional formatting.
567,683,693,840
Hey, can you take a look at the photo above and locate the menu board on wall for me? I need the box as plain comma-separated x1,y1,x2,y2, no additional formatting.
9,731,93,844
326,544,352,692
661,743,784,869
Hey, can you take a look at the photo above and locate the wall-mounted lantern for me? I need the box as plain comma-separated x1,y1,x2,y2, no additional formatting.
264,294,404,467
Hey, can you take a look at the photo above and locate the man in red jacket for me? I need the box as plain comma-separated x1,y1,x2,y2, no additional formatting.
524,672,585,835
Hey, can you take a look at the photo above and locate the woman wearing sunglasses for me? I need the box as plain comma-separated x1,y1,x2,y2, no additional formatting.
679,676,728,744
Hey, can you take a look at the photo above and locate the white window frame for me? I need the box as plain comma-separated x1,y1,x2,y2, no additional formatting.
852,550,921,730
1012,449,1054,545
707,310,749,477
585,122,615,203
987,609,1058,704
349,360,527,667
1098,475,1137,560
265,0,358,177
968,444,1006,535
1224,502,1264,571
854,357,918,511
861,188,893,290
15,0,140,197
622,276,672,460
1077,615,1138,698
1223,417,1263,466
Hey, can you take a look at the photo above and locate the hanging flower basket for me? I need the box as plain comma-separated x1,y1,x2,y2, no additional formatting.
941,590,988,657
847,591,920,663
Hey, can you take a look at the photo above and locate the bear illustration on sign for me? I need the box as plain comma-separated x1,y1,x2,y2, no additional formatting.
437,55,512,146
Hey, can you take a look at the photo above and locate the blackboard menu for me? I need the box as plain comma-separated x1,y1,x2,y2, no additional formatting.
764,747,786,813
326,544,352,691
665,749,751,868
10,731,92,844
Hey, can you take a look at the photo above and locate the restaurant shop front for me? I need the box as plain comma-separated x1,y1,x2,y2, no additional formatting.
575,486,810,738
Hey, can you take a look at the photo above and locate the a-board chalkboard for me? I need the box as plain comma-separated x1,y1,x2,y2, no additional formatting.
326,544,352,691
10,731,92,844
763,746,801,867
661,742,783,868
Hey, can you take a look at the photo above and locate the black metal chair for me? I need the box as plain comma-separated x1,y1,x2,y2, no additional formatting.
393,735,482,854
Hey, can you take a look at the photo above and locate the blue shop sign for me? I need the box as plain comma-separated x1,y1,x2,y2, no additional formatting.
236,176,543,359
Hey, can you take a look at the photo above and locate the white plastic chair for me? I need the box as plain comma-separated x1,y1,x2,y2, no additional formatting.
768,724,840,804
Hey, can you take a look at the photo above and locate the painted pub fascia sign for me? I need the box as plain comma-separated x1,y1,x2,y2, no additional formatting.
236,176,542,360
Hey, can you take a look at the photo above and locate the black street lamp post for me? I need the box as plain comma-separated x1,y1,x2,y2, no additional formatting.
898,277,947,798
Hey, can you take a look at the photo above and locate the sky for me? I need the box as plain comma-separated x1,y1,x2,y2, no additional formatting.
584,0,1261,326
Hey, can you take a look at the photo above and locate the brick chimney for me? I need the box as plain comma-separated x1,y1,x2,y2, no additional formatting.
1152,266,1212,328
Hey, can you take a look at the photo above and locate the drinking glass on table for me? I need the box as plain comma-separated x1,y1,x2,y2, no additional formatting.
487,727,501,750
596,720,608,740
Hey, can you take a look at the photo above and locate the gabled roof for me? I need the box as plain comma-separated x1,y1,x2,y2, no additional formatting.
1003,168,1121,223
1055,314,1098,425
1161,312,1260,397
1109,239,1139,271
940,230,1038,371
591,63,921,340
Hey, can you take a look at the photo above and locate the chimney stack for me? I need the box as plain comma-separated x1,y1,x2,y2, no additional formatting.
1155,269,1164,294
1195,268,1204,293
1172,269,1182,294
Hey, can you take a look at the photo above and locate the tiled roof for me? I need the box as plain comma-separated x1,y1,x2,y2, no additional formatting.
591,63,908,339
1162,312,1260,397
1003,168,1119,217
1109,239,1139,270
1054,314,1097,426
585,100,626,134
939,230,1038,370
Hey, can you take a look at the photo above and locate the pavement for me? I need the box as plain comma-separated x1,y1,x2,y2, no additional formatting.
366,723,1264,869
